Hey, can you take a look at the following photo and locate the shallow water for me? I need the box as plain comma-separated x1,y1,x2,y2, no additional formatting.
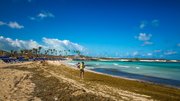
69,61,180,87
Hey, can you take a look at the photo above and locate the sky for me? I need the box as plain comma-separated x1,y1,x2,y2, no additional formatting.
0,0,180,59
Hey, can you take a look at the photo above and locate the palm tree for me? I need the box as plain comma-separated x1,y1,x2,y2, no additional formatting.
45,50,47,55
65,50,68,56
55,50,57,56
29,49,32,54
52,49,56,55
32,48,36,54
59,50,62,56
10,50,14,56
76,50,81,56
68,49,71,55
38,46,42,54
13,51,17,57
50,49,53,55
27,49,33,58
20,50,24,55
32,48,38,57
46,49,50,55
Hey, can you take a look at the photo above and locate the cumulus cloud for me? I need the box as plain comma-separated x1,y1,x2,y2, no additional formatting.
137,33,152,41
0,36,84,53
0,21,24,29
30,11,54,20
135,33,153,46
0,36,39,50
42,37,84,51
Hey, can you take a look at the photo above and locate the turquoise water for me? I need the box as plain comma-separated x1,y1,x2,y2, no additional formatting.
69,60,180,87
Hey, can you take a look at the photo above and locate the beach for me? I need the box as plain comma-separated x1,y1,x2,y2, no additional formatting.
0,61,180,101
72,60,180,88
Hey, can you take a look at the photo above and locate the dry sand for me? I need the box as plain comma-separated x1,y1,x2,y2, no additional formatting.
47,61,153,101
0,61,179,101
0,62,40,101
0,62,32,68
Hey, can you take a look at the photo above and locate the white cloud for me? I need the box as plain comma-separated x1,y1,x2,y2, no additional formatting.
0,21,24,29
135,33,153,46
137,33,152,41
8,22,24,29
142,41,153,46
139,23,145,29
164,50,177,55
151,19,159,27
30,11,54,20
42,37,83,51
139,19,159,29
38,12,54,18
0,36,39,50
139,21,147,29
132,51,138,56
0,36,84,53
0,21,6,25
147,53,152,56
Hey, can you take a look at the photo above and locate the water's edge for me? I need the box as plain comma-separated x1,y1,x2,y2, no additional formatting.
68,61,180,88
90,68,180,88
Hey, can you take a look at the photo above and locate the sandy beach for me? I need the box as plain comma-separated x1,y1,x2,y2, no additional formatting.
1,0,180,100
0,61,180,101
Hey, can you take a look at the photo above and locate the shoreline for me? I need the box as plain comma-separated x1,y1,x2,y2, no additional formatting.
1,61,180,100
46,60,180,100
86,69,180,89
1,60,180,89
47,60,138,80
48,60,180,89
90,68,180,88
73,58,180,63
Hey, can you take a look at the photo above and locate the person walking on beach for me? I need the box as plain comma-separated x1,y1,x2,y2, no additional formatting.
79,62,85,79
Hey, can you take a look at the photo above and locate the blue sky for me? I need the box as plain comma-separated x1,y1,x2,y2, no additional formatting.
0,0,180,59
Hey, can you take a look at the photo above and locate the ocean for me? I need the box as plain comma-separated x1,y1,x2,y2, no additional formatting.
68,60,180,87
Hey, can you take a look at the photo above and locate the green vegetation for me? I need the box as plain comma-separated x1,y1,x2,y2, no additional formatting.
0,47,82,60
